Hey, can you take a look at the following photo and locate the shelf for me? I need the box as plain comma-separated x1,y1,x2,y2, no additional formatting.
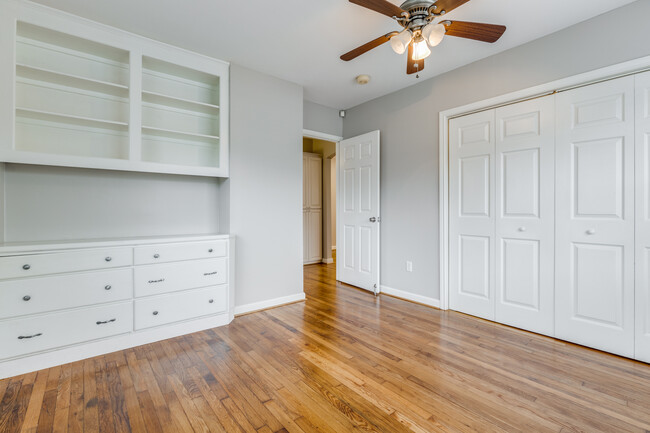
16,108,129,132
142,91,219,115
16,64,129,98
142,126,219,145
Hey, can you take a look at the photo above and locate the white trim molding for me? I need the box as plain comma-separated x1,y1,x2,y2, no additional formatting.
438,54,650,312
234,292,306,316
302,129,343,142
380,285,441,309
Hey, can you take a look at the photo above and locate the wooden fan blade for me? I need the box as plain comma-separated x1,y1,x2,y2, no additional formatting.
340,32,397,61
443,21,506,43
430,0,471,15
406,42,424,75
349,0,405,18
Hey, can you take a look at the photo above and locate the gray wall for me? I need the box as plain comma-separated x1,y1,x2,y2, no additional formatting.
304,100,342,137
343,0,650,301
3,164,222,242
230,64,304,307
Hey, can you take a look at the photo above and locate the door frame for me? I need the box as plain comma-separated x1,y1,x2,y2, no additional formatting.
438,55,650,311
302,128,342,268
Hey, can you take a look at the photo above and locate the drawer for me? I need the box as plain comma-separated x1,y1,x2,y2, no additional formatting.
0,247,133,280
134,258,227,297
134,240,227,265
0,269,133,319
0,301,133,360
134,286,227,330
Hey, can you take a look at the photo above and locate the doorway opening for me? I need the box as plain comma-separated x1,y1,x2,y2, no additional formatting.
303,136,337,270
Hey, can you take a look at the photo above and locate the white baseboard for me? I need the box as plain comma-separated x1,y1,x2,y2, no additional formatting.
0,313,231,379
321,258,334,264
380,285,441,309
234,292,306,316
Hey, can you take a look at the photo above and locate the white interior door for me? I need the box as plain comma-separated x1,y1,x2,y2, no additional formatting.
636,71,650,363
494,96,555,335
337,131,380,293
449,110,496,320
555,76,635,358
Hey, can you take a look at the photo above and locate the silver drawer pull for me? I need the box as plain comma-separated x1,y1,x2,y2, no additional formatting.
204,271,218,276
105,257,112,262
153,311,159,316
18,333,42,340
105,285,112,291
148,278,165,284
23,295,31,301
153,254,160,259
22,264,31,270
96,318,116,325
209,299,214,304
208,248,214,253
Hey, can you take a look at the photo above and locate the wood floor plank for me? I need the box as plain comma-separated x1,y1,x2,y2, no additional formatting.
1,257,650,432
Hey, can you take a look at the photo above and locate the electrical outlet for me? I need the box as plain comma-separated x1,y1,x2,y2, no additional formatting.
406,261,413,272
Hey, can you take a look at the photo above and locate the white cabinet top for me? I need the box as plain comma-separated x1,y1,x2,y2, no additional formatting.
0,233,232,256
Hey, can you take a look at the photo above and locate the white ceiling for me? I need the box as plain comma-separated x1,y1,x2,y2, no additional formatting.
30,0,638,109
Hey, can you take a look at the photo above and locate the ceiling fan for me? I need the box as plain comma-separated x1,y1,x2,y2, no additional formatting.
340,0,506,75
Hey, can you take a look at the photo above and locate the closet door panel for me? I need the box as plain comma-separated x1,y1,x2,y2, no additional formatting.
495,96,555,335
555,76,635,357
449,110,496,320
635,71,650,362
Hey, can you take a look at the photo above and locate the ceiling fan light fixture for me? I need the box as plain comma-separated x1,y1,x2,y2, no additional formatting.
422,22,446,47
390,29,412,55
411,36,431,61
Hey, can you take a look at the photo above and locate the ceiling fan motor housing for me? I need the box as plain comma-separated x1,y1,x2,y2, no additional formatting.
398,0,439,31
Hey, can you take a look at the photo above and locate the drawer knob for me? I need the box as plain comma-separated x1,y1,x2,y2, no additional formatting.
208,249,213,253
153,311,159,316
22,295,31,302
209,299,214,304
22,264,31,270
96,318,116,325
153,254,160,259
18,333,42,340
105,285,112,291
105,257,112,262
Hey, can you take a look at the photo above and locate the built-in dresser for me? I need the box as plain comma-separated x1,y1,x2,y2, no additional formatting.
0,235,235,379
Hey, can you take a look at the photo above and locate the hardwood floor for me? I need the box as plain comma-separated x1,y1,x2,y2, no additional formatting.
2,260,650,432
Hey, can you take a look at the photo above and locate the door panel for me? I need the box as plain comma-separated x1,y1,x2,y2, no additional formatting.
495,96,555,335
636,71,650,362
555,76,635,357
309,157,322,209
449,110,495,320
308,210,322,262
337,131,380,292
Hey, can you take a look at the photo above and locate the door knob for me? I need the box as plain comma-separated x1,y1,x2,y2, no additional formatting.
369,217,380,223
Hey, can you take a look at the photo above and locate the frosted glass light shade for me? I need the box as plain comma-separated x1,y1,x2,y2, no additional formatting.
422,23,446,47
412,38,431,61
390,29,412,55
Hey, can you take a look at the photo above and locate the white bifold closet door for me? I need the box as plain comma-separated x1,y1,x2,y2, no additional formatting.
555,76,636,358
449,110,496,320
449,97,555,331
636,71,650,363
494,97,555,335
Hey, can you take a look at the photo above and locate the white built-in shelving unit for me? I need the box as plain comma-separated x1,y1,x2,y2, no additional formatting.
0,0,229,177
